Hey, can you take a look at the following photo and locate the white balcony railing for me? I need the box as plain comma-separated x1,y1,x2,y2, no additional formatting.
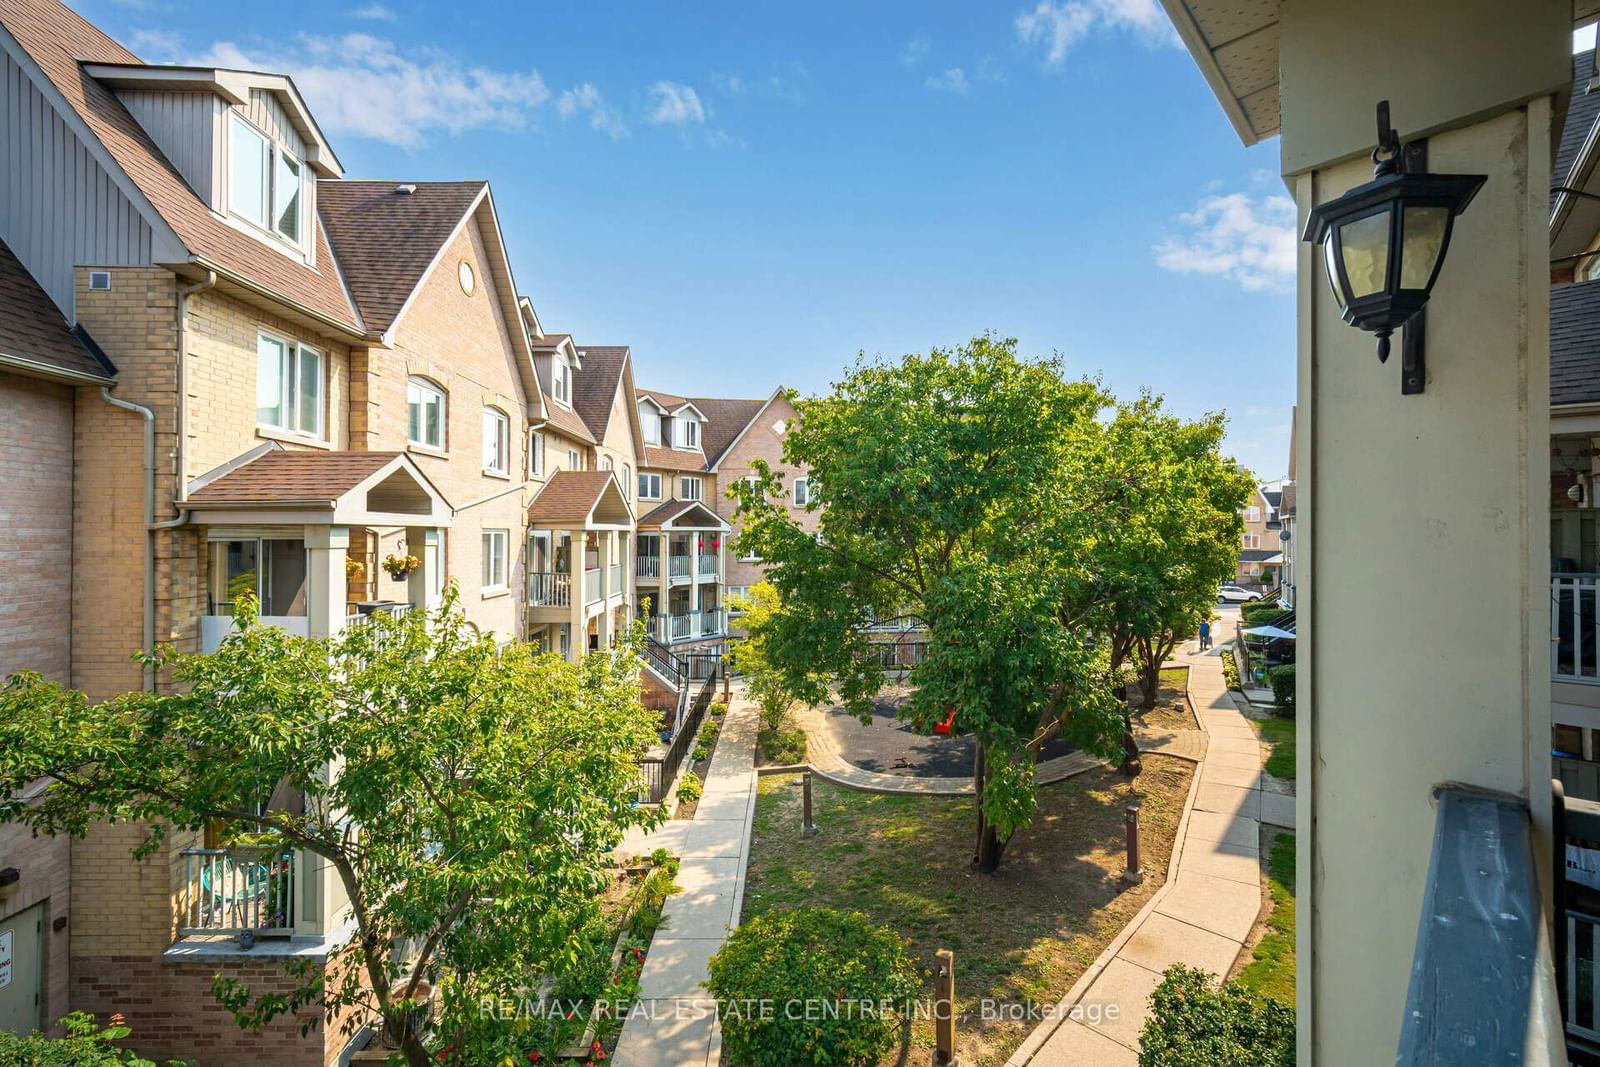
200,614,309,654
1554,574,1600,682
638,557,661,579
177,846,297,938
697,553,719,577
608,563,623,597
584,567,602,604
669,556,691,579
528,572,572,607
655,609,726,643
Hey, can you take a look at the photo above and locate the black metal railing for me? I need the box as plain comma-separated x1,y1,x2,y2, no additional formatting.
643,636,684,689
1397,786,1564,1064
638,668,719,804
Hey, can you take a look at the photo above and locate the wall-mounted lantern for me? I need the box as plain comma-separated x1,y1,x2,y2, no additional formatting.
1302,102,1485,366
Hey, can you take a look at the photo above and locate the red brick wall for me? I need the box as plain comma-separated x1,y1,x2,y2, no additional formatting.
712,393,814,591
72,954,348,1066
0,370,75,683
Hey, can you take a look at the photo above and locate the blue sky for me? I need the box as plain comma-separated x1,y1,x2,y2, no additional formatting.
83,0,1296,479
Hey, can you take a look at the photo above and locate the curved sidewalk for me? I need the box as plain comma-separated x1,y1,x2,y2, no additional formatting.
1005,643,1286,1066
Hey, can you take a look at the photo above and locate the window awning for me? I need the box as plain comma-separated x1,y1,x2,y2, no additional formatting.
184,443,452,527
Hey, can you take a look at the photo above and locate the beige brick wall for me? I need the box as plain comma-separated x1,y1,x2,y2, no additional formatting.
356,216,532,640
712,392,813,590
0,820,71,1035
0,371,75,683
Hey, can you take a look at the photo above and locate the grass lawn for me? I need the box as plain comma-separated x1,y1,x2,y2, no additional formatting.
743,757,1194,1066
1236,831,1295,1003
1256,717,1296,781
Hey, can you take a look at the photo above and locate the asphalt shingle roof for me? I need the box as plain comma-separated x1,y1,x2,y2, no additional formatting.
0,239,113,379
527,470,617,524
187,450,401,504
1557,51,1600,208
572,346,629,442
1553,281,1600,406
316,180,485,336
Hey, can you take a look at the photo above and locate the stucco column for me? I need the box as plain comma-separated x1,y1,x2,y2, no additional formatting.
1281,3,1565,1061
598,531,614,649
304,526,349,638
405,527,441,614
568,529,583,661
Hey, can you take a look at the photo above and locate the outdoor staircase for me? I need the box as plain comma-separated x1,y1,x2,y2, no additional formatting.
643,635,691,733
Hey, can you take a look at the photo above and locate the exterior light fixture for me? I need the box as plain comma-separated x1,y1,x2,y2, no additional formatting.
1302,101,1485,363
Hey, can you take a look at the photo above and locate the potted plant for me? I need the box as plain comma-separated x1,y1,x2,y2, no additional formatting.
345,557,366,582
382,553,420,580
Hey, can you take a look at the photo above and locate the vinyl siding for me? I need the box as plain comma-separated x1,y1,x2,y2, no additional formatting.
117,90,222,208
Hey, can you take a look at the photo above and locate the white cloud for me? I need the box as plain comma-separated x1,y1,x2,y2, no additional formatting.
647,81,706,126
128,28,181,61
1152,192,1297,293
924,67,971,94
710,72,747,97
1014,0,1176,67
557,83,628,141
192,34,551,148
350,3,397,20
902,33,931,68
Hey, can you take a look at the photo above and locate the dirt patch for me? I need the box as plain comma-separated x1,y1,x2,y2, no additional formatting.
1133,666,1200,733
744,755,1194,1066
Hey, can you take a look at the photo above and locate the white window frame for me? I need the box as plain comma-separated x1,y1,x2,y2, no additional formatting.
678,418,700,449
567,448,581,471
482,407,510,475
793,476,810,507
640,404,662,445
255,331,324,438
482,529,509,592
1244,506,1261,523
679,476,702,501
639,472,663,500
228,114,305,249
528,429,545,476
407,378,446,450
552,356,571,406
623,463,632,497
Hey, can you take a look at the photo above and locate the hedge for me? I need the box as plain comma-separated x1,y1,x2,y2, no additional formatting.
0,1013,168,1066
1266,664,1295,713
706,908,919,1066
1138,965,1295,1067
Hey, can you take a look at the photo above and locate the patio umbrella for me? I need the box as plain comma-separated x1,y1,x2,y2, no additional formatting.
1242,625,1297,640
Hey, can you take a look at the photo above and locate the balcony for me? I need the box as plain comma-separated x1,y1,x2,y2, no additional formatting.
697,553,719,577
655,608,725,644
1554,574,1599,682
528,572,572,607
638,556,661,579
200,613,309,654
177,846,297,939
584,567,601,604
608,563,623,599
669,555,691,580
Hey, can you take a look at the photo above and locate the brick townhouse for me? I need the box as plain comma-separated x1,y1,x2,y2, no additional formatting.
0,0,809,1060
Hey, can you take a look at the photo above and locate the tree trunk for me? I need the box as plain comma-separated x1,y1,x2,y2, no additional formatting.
1119,708,1142,778
971,744,1009,873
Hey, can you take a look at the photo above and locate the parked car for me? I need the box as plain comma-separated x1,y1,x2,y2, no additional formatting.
1218,584,1263,603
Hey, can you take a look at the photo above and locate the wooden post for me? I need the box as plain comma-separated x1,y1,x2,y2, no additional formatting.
934,948,956,1065
1123,803,1144,885
802,770,816,836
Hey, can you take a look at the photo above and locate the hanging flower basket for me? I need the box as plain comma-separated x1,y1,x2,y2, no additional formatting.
382,553,420,580
345,558,366,581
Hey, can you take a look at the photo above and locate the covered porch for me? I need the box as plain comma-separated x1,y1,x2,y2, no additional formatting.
526,469,634,661
635,499,729,645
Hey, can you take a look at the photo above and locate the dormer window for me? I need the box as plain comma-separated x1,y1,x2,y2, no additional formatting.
677,417,699,450
640,402,662,445
552,355,571,406
229,114,303,246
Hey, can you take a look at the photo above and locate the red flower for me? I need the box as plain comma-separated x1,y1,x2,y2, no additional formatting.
591,1041,603,1053
527,1053,541,1064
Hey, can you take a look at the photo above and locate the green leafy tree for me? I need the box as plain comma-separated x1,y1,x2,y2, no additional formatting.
0,1011,168,1066
0,593,661,1067
1138,965,1295,1067
1083,395,1254,772
730,336,1127,872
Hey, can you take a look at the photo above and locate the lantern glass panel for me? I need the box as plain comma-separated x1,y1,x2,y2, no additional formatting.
1339,209,1391,299
1400,205,1450,290
1322,234,1343,307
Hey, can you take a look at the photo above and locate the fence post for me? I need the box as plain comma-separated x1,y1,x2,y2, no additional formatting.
934,948,956,1064
1123,803,1144,885
802,770,816,837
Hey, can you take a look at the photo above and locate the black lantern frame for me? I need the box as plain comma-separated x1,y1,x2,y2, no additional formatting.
1301,102,1485,363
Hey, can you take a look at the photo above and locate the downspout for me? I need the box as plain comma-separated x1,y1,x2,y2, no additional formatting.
173,271,217,504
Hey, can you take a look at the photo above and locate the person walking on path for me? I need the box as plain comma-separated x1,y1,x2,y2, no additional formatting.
1198,619,1212,651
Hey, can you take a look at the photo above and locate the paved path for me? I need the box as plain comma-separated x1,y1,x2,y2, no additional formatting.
1006,642,1289,1067
612,691,759,1067
794,703,1208,796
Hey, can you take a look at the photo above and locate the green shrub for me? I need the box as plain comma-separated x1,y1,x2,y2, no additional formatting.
1266,664,1296,712
758,724,806,765
1138,965,1295,1067
707,908,920,1067
692,742,710,762
1220,648,1241,691
0,1012,170,1066
709,701,727,718
677,771,703,804
698,719,721,744
1240,602,1289,624
627,863,680,941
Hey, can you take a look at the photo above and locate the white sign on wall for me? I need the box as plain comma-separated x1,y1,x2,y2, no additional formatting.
1568,844,1600,892
0,928,12,990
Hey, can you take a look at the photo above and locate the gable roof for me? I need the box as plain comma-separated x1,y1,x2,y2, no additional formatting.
572,345,630,441
188,449,402,504
183,445,452,526
637,499,729,531
1553,281,1600,406
0,238,114,381
316,180,486,336
695,394,773,468
526,470,631,526
0,0,363,333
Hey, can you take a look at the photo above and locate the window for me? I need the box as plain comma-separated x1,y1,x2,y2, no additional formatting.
677,418,700,449
623,463,632,496
773,419,787,435
1244,506,1261,522
208,538,307,616
552,356,571,405
1582,254,1600,283
230,115,302,244
793,477,810,507
408,379,445,449
256,333,323,437
567,448,581,471
679,476,702,501
639,472,663,500
482,530,508,590
482,408,509,474
601,456,613,471
528,429,545,476
1243,534,1261,549
458,260,476,295
727,586,750,613
640,403,662,445
741,475,763,501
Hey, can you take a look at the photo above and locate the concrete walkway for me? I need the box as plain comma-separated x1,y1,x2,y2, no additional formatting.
1006,642,1290,1066
612,690,759,1067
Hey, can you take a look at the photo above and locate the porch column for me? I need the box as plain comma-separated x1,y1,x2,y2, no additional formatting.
597,531,614,649
568,528,584,661
1280,3,1565,1061
304,525,350,638
405,526,441,613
